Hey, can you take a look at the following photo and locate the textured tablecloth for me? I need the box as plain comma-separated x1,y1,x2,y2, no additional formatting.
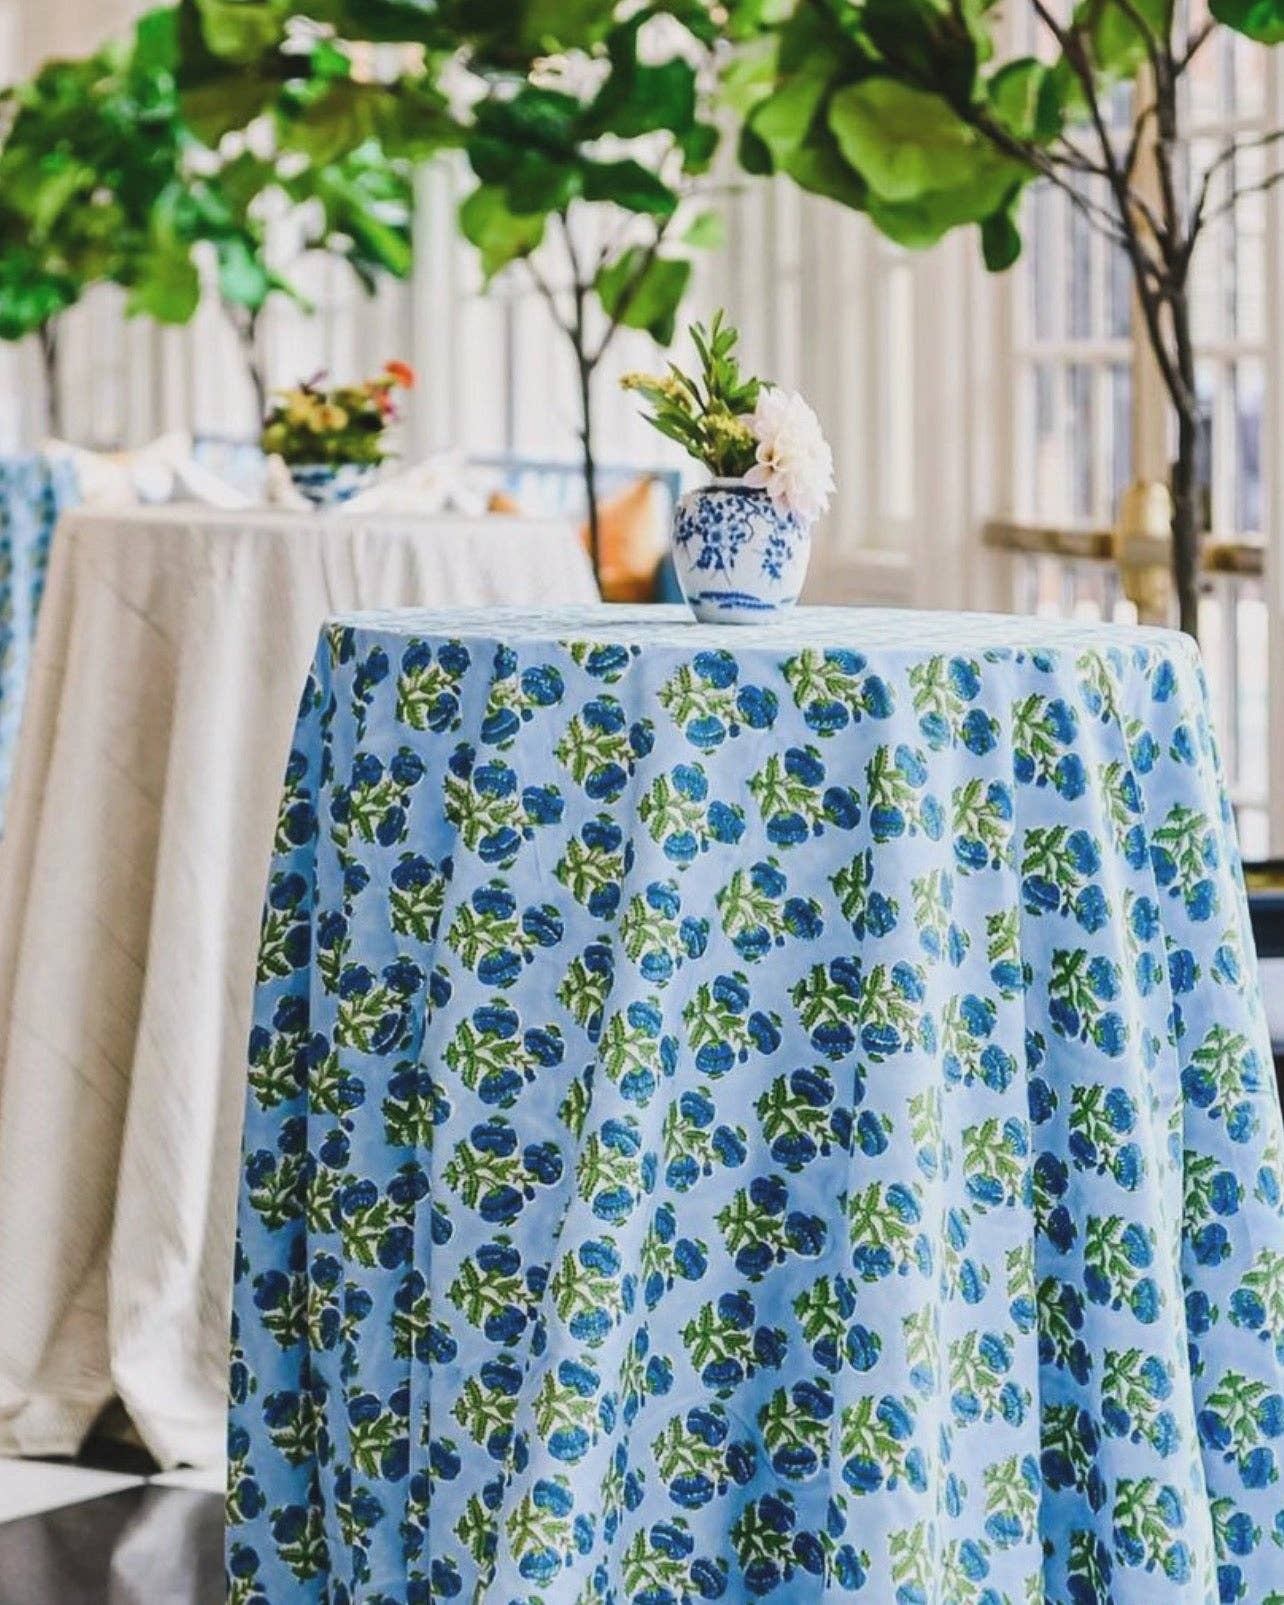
0,510,597,1470
0,454,79,825
230,605,1284,1604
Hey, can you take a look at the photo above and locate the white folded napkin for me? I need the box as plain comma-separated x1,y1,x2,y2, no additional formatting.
43,433,253,510
343,452,488,518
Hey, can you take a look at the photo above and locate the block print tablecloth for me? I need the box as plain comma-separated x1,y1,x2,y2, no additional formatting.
230,606,1284,1604
0,454,78,823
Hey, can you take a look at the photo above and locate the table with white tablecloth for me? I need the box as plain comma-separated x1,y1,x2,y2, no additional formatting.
0,504,598,1469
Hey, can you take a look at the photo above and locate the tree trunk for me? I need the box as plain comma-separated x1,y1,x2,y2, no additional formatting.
227,302,267,432
1170,403,1200,639
246,351,267,429
576,355,601,584
37,321,62,440
1167,291,1201,639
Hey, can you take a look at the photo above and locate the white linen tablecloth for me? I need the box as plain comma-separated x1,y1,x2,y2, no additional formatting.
0,505,598,1468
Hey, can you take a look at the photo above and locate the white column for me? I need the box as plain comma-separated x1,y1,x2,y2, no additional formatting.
910,232,973,611
408,161,461,457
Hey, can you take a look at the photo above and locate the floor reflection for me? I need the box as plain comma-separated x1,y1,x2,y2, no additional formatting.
0,1486,222,1604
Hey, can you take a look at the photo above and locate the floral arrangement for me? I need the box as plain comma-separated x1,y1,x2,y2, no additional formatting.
261,360,415,466
623,312,834,524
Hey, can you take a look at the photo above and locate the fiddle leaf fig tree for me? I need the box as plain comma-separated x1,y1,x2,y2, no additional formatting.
0,7,295,435
0,18,182,433
455,8,733,568
176,0,457,418
745,0,1284,638
175,0,772,570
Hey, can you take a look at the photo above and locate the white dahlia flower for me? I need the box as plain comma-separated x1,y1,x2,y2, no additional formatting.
744,388,835,524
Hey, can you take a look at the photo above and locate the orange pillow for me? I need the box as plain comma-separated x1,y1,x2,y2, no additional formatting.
488,488,524,515
581,476,667,602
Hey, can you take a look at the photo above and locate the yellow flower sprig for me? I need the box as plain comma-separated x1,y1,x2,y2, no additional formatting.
261,361,416,468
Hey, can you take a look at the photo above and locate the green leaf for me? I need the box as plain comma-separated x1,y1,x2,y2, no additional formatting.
582,159,678,217
0,264,76,341
216,233,273,310
988,58,1060,143
459,184,547,280
585,39,697,140
981,193,1024,272
374,77,461,161
745,55,832,168
682,210,725,249
182,70,280,141
193,0,290,63
1077,0,1172,75
860,0,981,107
133,6,181,73
679,121,720,176
1211,0,1284,41
281,80,392,166
512,0,614,55
126,244,201,323
596,249,692,345
829,78,1010,204
783,125,870,211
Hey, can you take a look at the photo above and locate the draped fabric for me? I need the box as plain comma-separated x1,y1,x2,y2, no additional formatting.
0,513,595,1470
229,606,1284,1604
0,454,79,825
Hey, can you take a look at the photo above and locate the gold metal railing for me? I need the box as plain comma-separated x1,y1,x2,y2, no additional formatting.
981,520,1265,578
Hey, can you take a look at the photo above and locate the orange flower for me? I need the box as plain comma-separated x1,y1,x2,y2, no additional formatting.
384,359,416,389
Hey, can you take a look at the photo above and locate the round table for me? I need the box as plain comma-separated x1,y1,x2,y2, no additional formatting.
0,509,596,1469
230,605,1284,1603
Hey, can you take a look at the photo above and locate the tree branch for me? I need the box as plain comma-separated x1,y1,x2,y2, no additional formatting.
1123,102,1157,185
589,207,677,368
1201,162,1284,230
1110,0,1167,83
959,100,1132,248
1054,14,1194,414
1177,17,1216,75
523,250,574,344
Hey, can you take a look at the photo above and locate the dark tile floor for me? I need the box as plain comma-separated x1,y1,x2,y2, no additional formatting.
0,1485,223,1604
0,1434,223,1604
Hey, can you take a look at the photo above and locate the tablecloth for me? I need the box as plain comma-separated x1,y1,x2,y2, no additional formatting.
0,510,597,1470
229,605,1284,1604
0,454,79,825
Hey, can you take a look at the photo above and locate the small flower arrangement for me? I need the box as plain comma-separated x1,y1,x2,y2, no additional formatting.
261,360,416,467
622,312,834,524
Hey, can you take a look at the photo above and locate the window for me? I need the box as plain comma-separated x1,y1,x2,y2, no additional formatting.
1000,6,1276,853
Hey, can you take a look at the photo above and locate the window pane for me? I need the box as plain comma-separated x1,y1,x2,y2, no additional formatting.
1111,363,1133,513
1031,184,1057,342
1069,200,1092,340
1195,363,1216,534
1231,148,1265,342
1235,359,1264,534
1032,362,1064,519
1108,241,1131,339
1068,364,1095,519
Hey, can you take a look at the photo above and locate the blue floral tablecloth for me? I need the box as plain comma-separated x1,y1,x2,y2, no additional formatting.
229,606,1284,1605
0,454,78,824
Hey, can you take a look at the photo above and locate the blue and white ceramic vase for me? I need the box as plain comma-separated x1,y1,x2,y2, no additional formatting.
288,460,377,510
671,478,810,624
